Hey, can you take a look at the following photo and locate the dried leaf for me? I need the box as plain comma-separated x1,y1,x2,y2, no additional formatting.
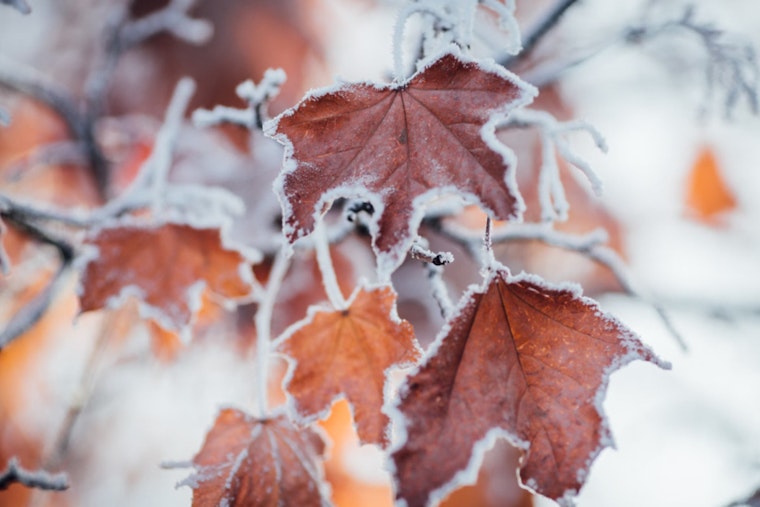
79,223,254,333
685,147,737,221
268,51,535,275
391,268,668,507
185,409,329,507
280,285,420,446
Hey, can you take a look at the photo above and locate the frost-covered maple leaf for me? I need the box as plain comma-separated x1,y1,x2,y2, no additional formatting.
267,50,536,277
390,268,669,507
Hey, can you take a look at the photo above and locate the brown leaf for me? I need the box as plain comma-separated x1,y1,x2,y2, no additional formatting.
79,223,254,333
390,268,668,507
186,409,329,507
268,51,535,274
280,285,420,446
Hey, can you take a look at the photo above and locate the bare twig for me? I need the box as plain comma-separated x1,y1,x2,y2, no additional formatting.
0,0,31,15
0,57,108,192
0,459,68,491
524,4,759,118
0,213,75,349
502,0,581,68
625,5,759,117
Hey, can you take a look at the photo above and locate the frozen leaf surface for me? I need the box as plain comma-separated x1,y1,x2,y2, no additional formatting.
280,285,420,446
79,223,253,332
268,51,535,275
186,409,329,507
391,268,667,507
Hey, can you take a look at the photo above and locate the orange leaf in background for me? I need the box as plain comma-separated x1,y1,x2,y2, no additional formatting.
391,268,668,507
685,147,737,221
280,286,420,446
79,223,254,333
269,51,535,273
186,409,329,507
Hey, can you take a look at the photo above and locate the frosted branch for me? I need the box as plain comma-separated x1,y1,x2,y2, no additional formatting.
0,0,31,14
626,5,759,117
193,69,286,130
0,459,68,491
313,219,348,311
478,0,521,55
120,0,212,49
393,2,457,82
409,240,454,266
253,247,291,417
426,263,454,319
502,0,581,68
95,77,196,219
0,57,109,193
0,212,75,349
500,109,607,222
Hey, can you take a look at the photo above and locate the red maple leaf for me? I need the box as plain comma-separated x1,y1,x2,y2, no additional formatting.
279,285,420,446
390,268,668,507
185,409,329,507
267,51,535,275
78,222,255,333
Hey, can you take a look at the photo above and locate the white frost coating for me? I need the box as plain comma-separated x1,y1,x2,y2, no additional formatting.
503,109,608,221
313,218,348,310
428,428,527,507
392,2,456,82
254,248,291,418
237,69,286,107
192,105,253,129
478,0,522,55
193,70,286,130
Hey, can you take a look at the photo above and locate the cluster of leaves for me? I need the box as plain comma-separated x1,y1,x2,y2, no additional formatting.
8,0,758,506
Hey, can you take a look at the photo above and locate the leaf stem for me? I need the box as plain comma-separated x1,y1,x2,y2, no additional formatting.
313,219,348,311
253,247,291,418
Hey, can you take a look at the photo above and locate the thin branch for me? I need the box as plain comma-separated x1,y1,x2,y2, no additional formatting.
500,109,607,222
313,219,348,311
193,69,286,131
0,57,108,191
502,0,581,68
425,263,454,319
253,247,290,418
0,215,75,349
0,459,68,491
409,241,454,266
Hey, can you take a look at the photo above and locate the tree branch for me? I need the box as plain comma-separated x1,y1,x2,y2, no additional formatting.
0,459,68,491
502,0,581,68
